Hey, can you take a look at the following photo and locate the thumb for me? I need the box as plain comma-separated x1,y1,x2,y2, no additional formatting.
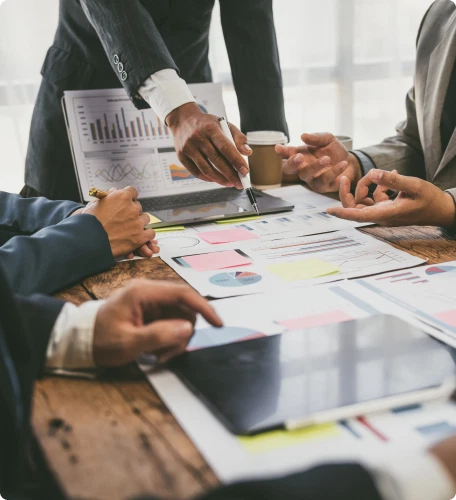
136,319,194,356
301,132,335,148
275,144,297,159
369,169,419,193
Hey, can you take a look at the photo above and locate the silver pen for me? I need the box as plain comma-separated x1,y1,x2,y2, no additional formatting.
218,117,259,215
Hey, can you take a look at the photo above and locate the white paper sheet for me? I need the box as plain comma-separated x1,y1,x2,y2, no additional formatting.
161,228,426,298
356,261,456,348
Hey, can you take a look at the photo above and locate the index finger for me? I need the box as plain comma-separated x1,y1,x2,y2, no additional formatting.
145,283,223,328
122,185,139,200
210,129,249,175
354,173,375,204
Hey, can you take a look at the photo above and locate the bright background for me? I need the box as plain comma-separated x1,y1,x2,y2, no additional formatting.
0,0,431,194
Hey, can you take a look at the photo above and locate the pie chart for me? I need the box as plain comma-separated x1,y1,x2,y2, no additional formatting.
425,265,456,275
209,271,262,287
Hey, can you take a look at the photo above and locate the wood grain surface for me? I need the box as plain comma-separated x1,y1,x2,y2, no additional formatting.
32,225,456,500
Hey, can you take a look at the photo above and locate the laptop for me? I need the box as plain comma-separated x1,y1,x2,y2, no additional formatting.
62,85,294,228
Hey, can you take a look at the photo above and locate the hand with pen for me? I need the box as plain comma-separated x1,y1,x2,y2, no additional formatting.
72,186,160,259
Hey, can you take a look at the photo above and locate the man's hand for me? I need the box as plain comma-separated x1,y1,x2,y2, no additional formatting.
93,280,223,366
79,186,158,258
327,169,456,227
276,133,362,193
167,102,252,189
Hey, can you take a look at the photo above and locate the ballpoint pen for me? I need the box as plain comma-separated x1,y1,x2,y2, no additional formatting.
218,117,259,215
89,187,109,199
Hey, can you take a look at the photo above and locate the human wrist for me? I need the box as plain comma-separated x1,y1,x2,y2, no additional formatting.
438,192,456,228
166,102,203,129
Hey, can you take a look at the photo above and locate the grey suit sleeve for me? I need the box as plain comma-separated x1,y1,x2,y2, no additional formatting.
0,192,81,236
0,214,115,295
80,0,178,110
219,0,288,137
357,86,426,178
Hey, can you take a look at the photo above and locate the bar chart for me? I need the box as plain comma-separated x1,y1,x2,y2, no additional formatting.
73,95,173,152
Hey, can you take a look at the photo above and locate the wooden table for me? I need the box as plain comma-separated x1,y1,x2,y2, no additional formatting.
32,226,456,500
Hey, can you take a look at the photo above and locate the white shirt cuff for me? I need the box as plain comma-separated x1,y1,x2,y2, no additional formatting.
138,68,196,124
368,450,456,500
45,300,105,371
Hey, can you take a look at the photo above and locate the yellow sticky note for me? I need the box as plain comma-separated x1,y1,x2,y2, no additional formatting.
267,259,339,282
239,423,340,454
148,214,162,224
154,226,186,233
215,216,261,225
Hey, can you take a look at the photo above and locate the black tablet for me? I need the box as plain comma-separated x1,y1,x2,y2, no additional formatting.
168,315,456,435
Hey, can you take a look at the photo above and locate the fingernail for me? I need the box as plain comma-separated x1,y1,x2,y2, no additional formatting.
176,321,193,338
371,170,383,181
319,156,330,165
240,167,249,176
244,144,252,152
294,154,304,162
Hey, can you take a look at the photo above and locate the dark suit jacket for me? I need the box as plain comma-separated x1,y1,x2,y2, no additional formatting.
26,0,289,201
0,265,64,499
0,192,115,295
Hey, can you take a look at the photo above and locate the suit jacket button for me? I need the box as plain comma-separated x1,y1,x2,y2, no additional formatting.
117,62,124,72
121,71,128,81
113,54,120,64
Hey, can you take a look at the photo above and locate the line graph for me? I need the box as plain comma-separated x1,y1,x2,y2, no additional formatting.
84,155,159,193
95,161,153,183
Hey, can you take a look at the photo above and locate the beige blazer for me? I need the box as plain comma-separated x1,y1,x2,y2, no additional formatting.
360,0,456,199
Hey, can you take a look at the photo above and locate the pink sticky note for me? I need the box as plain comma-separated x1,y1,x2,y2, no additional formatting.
199,228,260,244
435,309,456,327
278,310,353,331
182,250,252,272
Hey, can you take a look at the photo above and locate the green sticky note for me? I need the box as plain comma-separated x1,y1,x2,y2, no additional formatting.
215,216,262,225
238,423,340,455
154,226,186,233
266,259,339,282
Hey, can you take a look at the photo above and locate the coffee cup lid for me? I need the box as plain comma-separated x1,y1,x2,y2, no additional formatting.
247,131,288,145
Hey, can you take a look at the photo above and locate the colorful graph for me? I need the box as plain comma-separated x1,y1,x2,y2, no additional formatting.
374,271,429,285
169,164,195,182
209,271,263,288
426,265,456,275
188,326,265,350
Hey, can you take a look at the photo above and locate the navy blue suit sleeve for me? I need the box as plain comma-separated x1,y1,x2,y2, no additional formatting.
0,192,81,243
219,0,288,138
13,294,64,378
0,214,115,295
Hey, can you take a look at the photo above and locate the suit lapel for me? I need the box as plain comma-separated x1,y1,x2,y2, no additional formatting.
423,10,456,178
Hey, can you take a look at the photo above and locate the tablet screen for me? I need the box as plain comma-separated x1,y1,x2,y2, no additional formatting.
169,315,456,435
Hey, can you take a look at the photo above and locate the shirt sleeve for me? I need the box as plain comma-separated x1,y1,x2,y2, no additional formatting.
45,300,106,376
138,68,196,124
367,451,456,500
